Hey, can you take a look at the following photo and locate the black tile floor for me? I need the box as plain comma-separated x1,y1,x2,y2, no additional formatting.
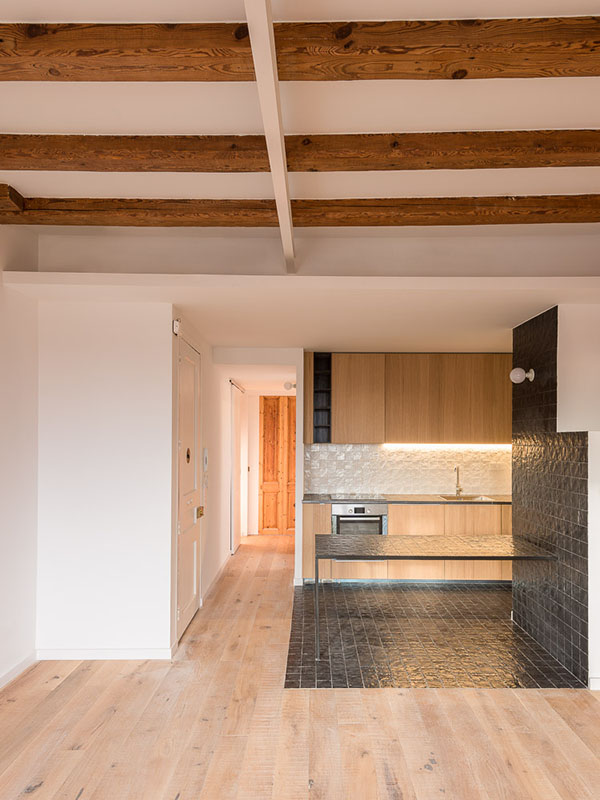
285,582,586,689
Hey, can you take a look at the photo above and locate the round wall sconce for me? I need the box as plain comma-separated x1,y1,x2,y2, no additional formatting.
510,367,535,384
283,381,297,390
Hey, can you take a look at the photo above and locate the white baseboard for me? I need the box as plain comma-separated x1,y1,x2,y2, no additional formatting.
36,648,173,660
589,677,600,691
0,652,37,690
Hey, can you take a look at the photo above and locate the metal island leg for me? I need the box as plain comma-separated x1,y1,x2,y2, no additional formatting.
314,554,320,661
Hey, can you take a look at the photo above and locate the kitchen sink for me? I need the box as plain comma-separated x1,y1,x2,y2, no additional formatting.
438,494,494,502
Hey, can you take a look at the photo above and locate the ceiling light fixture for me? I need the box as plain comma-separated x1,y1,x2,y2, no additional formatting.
509,368,535,384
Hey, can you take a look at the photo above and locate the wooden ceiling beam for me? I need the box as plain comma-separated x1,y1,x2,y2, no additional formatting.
0,197,278,226
0,183,24,211
2,130,600,172
0,135,270,172
1,17,599,81
292,196,600,226
2,195,600,227
286,130,600,171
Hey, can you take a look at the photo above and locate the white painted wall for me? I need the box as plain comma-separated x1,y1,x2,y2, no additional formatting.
589,432,600,690
558,305,600,433
0,235,39,685
36,302,174,659
36,226,600,278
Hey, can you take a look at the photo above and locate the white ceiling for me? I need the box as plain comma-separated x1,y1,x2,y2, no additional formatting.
4,79,600,137
3,1,599,22
1,2,600,280
3,167,600,200
7,272,600,351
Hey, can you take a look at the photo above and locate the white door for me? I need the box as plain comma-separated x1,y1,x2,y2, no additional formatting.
177,339,202,640
230,384,243,554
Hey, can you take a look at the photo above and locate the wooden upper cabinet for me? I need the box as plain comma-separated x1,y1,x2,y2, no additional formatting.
385,352,511,444
331,353,385,443
385,354,442,442
440,353,512,443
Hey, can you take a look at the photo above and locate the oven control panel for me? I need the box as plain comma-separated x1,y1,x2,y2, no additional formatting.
332,503,388,516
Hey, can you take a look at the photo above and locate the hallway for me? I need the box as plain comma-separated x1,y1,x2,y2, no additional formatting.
0,534,599,799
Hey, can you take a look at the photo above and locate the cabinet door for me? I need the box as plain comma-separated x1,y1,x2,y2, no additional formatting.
501,505,512,579
385,354,442,443
330,560,388,580
444,504,503,580
440,353,512,444
302,503,331,580
331,353,385,444
387,504,445,579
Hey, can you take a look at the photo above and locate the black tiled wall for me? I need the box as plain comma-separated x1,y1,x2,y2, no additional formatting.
512,306,588,683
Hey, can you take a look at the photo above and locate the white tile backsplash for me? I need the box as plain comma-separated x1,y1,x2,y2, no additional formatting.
304,444,511,496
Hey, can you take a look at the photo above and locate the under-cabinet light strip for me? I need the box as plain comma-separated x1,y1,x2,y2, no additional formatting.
382,443,512,451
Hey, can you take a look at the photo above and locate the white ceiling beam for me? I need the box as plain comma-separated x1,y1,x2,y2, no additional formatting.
244,0,295,273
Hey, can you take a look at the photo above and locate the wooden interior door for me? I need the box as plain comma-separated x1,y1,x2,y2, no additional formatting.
259,396,296,534
177,339,202,640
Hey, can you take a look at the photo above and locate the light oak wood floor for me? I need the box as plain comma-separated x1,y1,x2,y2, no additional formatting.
1,534,599,799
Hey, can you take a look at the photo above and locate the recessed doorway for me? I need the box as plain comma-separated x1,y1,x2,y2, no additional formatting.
259,396,296,535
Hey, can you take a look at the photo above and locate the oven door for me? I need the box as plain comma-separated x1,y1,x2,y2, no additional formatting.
337,515,383,535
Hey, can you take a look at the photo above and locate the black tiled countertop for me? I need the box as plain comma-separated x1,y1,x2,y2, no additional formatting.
314,534,553,561
303,493,512,505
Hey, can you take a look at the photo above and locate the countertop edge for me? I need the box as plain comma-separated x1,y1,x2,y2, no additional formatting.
303,495,512,505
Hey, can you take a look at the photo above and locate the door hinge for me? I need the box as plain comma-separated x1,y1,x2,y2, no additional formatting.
177,606,181,620
173,319,181,335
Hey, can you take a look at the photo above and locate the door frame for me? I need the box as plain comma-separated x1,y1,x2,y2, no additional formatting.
173,324,203,645
230,380,246,554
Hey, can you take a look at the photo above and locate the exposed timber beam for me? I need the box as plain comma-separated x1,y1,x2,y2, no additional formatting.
0,135,270,172
0,194,278,226
1,131,600,172
291,196,600,226
1,17,599,81
2,192,600,227
244,0,295,272
0,183,24,211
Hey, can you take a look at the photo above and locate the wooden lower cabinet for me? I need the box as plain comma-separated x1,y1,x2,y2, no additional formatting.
444,504,504,580
303,502,513,582
302,503,332,580
500,505,513,579
387,504,444,579
330,560,387,580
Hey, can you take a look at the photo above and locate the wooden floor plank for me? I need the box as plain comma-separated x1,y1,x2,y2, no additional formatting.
464,689,564,800
539,689,600,754
0,534,598,800
308,691,344,799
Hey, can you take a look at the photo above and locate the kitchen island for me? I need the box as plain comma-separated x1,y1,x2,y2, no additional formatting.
313,533,553,660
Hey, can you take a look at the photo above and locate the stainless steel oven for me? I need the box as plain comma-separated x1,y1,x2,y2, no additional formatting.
331,503,388,535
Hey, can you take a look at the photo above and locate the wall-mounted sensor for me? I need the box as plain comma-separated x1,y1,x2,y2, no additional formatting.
510,367,535,384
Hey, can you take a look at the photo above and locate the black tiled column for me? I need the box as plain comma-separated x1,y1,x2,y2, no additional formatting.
512,306,589,684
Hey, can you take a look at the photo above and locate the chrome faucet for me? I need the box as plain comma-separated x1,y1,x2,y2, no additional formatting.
454,465,463,497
